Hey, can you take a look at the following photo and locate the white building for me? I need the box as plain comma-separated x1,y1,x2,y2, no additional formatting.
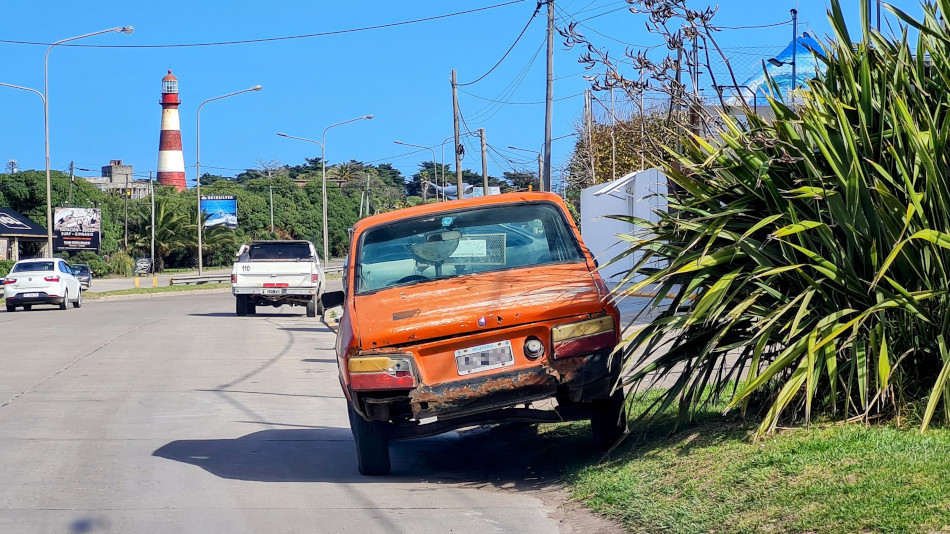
579,168,668,290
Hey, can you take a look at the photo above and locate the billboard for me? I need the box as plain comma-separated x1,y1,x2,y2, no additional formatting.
54,207,101,251
200,195,238,229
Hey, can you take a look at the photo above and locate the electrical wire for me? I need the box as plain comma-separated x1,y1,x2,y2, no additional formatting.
465,37,545,122
460,88,583,105
717,19,793,30
0,1,528,48
457,1,543,86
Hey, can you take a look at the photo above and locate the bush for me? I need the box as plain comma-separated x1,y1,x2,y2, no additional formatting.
621,0,950,436
0,259,13,278
106,251,135,277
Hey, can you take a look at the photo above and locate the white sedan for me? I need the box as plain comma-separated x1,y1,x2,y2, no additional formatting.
4,258,82,312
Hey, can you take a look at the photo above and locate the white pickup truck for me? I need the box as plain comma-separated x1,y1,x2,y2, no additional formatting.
231,240,326,317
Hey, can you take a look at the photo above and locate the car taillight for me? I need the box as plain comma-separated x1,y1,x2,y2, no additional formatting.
4,278,15,284
347,354,416,390
311,273,320,283
231,274,237,283
44,276,60,282
551,316,616,359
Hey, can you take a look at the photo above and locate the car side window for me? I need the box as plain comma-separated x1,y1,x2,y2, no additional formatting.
60,262,71,274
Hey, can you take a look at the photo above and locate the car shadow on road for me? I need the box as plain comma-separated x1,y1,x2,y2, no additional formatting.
152,422,600,490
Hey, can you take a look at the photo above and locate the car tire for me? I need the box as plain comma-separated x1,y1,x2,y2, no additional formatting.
347,403,391,476
235,295,248,316
248,303,256,315
23,305,32,311
590,389,627,450
60,290,68,311
5,303,14,312
316,296,325,316
306,298,317,318
73,289,82,309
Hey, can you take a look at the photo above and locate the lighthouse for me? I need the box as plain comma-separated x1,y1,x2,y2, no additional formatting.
157,70,186,191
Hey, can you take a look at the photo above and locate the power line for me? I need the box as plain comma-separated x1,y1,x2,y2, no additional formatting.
0,1,528,49
457,1,543,86
717,19,793,30
460,88,583,105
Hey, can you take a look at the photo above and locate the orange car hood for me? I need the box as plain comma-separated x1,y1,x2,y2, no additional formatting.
353,262,606,349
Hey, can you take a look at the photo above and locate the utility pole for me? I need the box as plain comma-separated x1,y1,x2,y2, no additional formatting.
269,185,274,234
124,171,129,250
68,161,75,206
452,69,463,194
150,171,155,273
585,90,595,183
610,89,616,181
537,153,543,190
480,128,488,193
542,0,554,192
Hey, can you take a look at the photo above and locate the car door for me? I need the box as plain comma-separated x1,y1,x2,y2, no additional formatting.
60,261,80,297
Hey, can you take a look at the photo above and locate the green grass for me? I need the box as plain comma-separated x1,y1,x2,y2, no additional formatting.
557,395,950,534
82,283,230,299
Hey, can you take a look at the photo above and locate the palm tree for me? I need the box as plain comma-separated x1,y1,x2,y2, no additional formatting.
128,198,194,272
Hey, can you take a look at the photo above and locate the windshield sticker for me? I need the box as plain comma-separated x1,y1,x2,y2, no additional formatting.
451,239,487,258
441,217,454,227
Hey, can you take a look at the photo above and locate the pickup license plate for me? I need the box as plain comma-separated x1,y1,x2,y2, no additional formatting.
455,340,514,376
23,293,39,298
263,288,282,295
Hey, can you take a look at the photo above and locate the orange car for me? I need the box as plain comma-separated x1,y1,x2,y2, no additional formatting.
322,192,625,475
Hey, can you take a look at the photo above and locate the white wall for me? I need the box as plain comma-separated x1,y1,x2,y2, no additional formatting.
580,168,667,290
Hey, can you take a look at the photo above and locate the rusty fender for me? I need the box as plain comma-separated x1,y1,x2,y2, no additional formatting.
409,366,561,415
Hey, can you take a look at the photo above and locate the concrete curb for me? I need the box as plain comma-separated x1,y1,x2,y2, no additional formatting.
84,287,232,302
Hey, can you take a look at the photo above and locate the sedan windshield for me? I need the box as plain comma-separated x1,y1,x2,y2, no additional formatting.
12,261,55,273
71,265,90,274
356,202,584,294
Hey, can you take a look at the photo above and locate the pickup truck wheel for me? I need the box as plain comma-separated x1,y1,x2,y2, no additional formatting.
316,297,325,316
5,303,14,312
235,295,248,316
306,298,317,318
247,303,256,315
590,389,627,450
347,403,391,476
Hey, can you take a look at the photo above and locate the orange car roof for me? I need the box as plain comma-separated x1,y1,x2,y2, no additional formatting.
351,191,571,235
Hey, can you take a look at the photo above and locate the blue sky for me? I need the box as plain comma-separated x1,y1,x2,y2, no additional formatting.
0,1,927,188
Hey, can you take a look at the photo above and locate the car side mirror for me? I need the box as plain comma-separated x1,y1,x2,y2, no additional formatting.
321,290,345,310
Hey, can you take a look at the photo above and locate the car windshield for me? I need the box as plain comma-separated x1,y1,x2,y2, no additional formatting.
246,243,312,261
355,202,584,294
71,265,90,274
12,261,55,273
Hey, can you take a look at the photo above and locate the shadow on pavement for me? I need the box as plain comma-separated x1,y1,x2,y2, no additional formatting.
153,422,600,489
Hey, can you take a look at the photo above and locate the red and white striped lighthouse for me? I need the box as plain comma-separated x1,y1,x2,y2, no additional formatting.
157,70,186,192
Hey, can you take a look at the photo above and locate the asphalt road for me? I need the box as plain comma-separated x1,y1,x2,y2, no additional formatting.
0,291,621,533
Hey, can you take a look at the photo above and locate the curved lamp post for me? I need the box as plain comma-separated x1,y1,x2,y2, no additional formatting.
393,141,438,202
277,114,373,263
40,26,135,257
195,85,262,274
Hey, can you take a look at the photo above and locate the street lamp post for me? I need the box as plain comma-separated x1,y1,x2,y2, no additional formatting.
394,141,438,202
39,27,135,257
195,85,262,274
277,114,373,264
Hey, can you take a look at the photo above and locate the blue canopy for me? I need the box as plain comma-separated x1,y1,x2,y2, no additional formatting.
723,33,825,107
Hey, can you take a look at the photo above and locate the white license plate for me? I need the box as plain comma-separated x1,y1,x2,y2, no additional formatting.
455,340,514,376
263,288,282,295
23,293,39,298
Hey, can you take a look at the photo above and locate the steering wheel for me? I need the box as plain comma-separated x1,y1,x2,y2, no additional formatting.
395,274,429,284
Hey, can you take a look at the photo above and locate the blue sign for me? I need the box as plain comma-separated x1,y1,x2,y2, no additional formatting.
200,195,238,229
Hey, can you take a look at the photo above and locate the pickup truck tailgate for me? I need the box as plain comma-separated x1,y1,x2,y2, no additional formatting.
233,262,314,287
